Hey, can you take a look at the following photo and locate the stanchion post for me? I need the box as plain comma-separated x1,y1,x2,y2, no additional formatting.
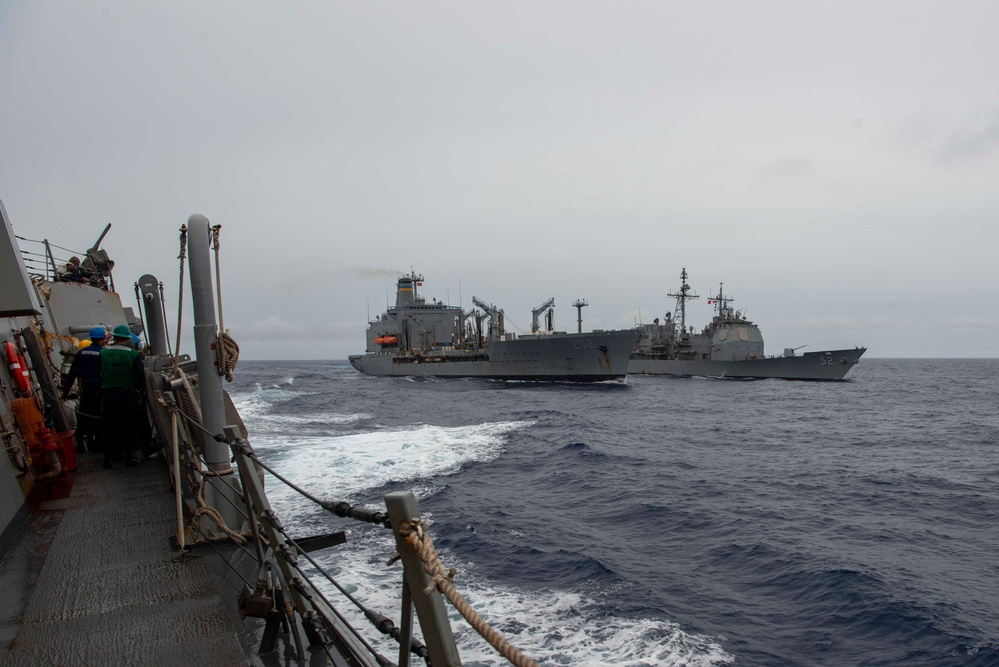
385,491,461,667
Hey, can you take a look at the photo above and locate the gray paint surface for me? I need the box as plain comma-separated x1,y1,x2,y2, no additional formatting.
351,272,637,381
1,457,248,666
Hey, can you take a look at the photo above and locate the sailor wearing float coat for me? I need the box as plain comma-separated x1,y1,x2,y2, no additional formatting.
99,324,146,469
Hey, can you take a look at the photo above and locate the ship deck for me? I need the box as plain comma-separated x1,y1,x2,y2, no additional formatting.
0,453,266,666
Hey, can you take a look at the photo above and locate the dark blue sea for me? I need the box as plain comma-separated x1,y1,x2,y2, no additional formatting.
226,359,999,666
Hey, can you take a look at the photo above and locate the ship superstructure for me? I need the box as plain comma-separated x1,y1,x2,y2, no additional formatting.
350,271,637,381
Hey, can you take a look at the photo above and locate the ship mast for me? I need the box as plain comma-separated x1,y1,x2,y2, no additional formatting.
572,298,588,334
711,283,734,319
667,268,698,332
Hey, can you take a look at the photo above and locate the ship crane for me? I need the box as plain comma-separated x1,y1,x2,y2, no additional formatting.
530,297,555,334
471,296,504,340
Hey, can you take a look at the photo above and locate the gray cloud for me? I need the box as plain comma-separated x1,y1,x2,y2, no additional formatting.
938,112,999,163
753,156,817,183
939,316,999,331
2,1,998,359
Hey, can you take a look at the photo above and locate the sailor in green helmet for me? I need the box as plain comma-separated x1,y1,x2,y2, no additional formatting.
99,324,147,469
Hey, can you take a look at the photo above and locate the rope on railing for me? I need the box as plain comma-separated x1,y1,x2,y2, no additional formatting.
400,518,540,667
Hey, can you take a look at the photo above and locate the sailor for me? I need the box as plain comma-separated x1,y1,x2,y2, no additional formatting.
55,256,84,282
61,326,107,453
127,332,156,454
99,324,147,469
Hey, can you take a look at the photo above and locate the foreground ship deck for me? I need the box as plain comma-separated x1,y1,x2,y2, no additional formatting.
1,212,541,667
1,454,253,666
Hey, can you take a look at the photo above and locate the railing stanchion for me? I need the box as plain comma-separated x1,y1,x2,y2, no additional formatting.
385,491,462,666
399,582,414,667
171,411,185,551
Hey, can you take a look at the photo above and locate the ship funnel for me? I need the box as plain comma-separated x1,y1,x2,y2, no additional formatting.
395,272,423,307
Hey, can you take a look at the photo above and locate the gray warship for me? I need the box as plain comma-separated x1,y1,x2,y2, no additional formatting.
349,271,637,381
629,268,866,380
0,207,540,666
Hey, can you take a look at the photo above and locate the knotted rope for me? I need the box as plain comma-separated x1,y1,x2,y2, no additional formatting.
160,396,246,545
210,224,239,382
191,466,246,545
398,519,539,667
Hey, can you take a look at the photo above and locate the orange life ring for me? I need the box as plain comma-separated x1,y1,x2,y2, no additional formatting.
3,341,32,398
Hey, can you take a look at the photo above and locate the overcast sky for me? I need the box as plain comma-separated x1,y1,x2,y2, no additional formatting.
2,1,997,359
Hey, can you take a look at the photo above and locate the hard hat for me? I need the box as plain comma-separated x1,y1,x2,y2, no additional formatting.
78,339,92,350
113,324,132,338
130,334,140,346
90,326,106,340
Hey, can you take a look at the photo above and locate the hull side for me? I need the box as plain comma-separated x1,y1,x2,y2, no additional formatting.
350,329,636,381
628,348,866,381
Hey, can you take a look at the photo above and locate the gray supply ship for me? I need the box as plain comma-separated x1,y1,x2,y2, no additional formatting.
0,206,540,666
349,272,637,381
629,268,866,380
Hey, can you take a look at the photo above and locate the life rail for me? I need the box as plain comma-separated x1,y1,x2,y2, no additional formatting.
157,369,539,667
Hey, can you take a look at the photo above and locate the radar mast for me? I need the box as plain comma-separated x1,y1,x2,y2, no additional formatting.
572,298,588,334
667,268,698,331
711,283,734,319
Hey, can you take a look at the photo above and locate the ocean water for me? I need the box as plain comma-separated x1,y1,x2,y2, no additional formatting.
226,359,999,666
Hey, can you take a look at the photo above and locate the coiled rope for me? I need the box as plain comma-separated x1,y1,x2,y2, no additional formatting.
190,464,246,545
160,395,246,544
399,519,540,667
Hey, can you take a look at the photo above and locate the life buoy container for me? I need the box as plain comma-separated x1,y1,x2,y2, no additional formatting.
3,341,32,398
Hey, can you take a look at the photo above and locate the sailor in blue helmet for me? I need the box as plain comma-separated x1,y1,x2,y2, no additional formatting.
62,326,107,453
99,324,147,469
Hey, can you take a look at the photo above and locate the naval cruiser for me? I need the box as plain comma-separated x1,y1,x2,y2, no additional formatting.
349,272,637,381
629,268,866,380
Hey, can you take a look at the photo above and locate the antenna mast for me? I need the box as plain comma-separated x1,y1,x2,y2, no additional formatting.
667,268,698,331
572,298,588,333
712,283,734,318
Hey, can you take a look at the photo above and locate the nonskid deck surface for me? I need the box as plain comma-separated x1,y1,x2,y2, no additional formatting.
0,454,249,666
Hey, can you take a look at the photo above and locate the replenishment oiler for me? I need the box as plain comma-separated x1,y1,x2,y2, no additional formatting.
349,271,637,382
0,203,544,666
629,268,866,381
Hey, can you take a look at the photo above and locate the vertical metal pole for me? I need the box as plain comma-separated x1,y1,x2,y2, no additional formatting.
384,491,461,667
43,240,57,280
133,282,148,345
137,274,169,355
159,282,173,356
398,585,413,667
186,214,240,532
172,411,185,551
